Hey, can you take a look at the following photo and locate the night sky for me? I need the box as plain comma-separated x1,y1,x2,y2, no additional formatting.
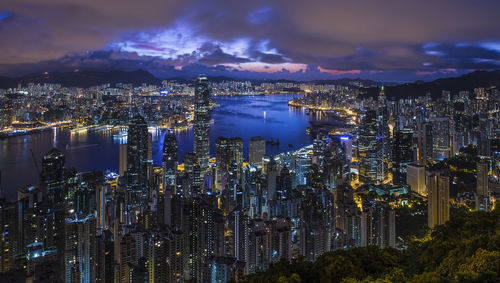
0,0,499,81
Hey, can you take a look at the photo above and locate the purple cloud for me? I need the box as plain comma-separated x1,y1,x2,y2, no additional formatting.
0,0,499,81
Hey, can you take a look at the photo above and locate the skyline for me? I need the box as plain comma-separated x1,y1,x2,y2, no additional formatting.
1,72,499,282
0,1,500,81
1,1,500,282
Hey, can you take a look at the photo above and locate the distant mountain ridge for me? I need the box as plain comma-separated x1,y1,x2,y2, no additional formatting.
0,69,161,88
369,70,500,99
165,75,391,87
0,75,17,89
0,70,499,98
0,71,389,89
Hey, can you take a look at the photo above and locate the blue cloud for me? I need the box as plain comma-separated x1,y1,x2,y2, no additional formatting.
248,6,273,25
0,11,13,21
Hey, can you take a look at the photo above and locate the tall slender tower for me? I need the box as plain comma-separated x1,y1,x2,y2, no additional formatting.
476,160,489,210
358,109,378,183
193,75,211,173
162,130,178,225
119,143,127,177
126,115,149,209
377,86,390,183
163,130,178,192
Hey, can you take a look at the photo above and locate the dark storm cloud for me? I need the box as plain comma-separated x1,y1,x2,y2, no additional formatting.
179,0,500,71
421,43,500,69
0,0,499,80
0,50,472,82
0,0,186,63
256,53,289,64
197,45,251,65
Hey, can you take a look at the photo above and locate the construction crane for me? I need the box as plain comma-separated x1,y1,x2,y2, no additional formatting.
29,148,41,178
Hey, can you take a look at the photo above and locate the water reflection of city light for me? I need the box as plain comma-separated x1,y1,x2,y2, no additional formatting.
113,130,128,144
53,127,57,146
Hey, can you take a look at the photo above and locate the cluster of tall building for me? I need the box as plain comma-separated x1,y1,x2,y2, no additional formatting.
353,86,500,229
0,76,397,282
1,76,499,282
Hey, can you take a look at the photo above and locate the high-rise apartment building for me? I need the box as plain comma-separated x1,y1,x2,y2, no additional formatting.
406,164,426,195
64,215,97,283
361,200,395,248
477,160,488,196
0,197,17,272
119,143,127,177
249,137,266,165
427,171,450,228
392,130,413,185
425,118,452,161
476,160,489,210
216,137,243,173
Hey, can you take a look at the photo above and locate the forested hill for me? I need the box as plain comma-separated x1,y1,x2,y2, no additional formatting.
238,207,500,283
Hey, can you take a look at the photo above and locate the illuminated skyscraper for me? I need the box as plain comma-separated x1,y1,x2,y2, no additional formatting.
126,115,150,212
249,137,266,165
266,157,279,201
361,200,395,248
476,160,489,210
427,171,450,228
229,137,243,171
193,75,211,173
119,234,136,283
183,197,222,282
163,130,178,192
377,87,390,182
215,137,229,173
41,148,66,202
64,215,97,283
358,109,378,183
392,130,413,185
162,130,178,226
0,197,17,272
216,137,243,173
477,160,488,196
406,164,426,195
425,117,452,161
